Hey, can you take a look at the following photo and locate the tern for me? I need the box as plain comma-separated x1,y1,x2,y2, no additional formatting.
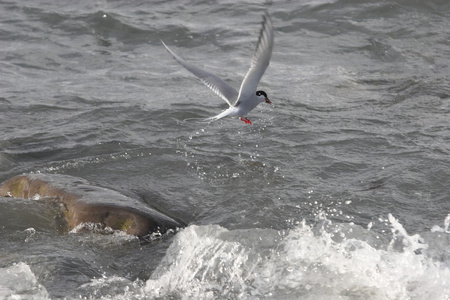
161,12,274,125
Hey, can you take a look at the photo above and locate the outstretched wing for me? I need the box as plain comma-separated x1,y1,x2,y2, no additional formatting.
161,40,239,107
235,12,274,105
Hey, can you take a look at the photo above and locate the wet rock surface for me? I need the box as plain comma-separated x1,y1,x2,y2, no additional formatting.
0,173,184,237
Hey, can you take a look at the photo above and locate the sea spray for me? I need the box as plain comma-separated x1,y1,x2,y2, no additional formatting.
144,215,450,300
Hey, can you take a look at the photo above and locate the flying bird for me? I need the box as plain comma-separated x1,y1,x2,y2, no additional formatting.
161,12,274,125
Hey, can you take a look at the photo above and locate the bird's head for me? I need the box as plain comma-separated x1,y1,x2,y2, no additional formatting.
256,90,272,104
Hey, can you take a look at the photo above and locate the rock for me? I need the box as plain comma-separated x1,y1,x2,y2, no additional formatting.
0,173,184,237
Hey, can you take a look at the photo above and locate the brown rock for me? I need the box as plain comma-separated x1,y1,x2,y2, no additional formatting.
0,173,184,237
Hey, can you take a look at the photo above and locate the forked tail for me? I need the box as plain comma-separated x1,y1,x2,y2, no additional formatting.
204,108,233,123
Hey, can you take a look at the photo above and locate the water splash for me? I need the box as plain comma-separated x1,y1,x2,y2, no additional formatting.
14,215,447,299
431,214,450,234
0,262,50,300
143,215,450,300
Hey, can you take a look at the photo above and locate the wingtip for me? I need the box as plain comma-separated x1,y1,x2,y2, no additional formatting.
160,38,181,61
258,11,273,42
160,38,170,51
262,10,272,23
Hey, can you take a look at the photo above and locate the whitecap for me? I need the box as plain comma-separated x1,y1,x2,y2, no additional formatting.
143,216,450,300
0,262,50,300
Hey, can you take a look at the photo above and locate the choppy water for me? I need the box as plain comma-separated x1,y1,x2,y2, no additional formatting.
1,0,450,299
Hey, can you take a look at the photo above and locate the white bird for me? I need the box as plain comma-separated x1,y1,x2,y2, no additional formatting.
161,12,274,125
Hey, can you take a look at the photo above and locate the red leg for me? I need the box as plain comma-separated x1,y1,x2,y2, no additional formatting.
239,117,252,125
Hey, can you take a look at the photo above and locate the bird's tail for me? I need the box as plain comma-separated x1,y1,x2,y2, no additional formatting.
204,108,233,123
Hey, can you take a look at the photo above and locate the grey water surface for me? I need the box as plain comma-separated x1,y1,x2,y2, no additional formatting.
1,0,450,299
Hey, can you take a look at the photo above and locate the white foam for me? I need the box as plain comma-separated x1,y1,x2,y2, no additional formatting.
431,214,450,233
69,222,139,246
142,216,450,300
0,262,49,300
69,222,116,234
76,276,145,300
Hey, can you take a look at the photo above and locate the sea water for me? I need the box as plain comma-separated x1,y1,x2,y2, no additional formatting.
1,0,449,299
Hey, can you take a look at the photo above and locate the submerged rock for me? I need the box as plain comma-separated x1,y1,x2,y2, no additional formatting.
0,173,184,237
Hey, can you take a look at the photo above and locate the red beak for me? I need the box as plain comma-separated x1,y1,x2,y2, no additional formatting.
265,97,272,104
